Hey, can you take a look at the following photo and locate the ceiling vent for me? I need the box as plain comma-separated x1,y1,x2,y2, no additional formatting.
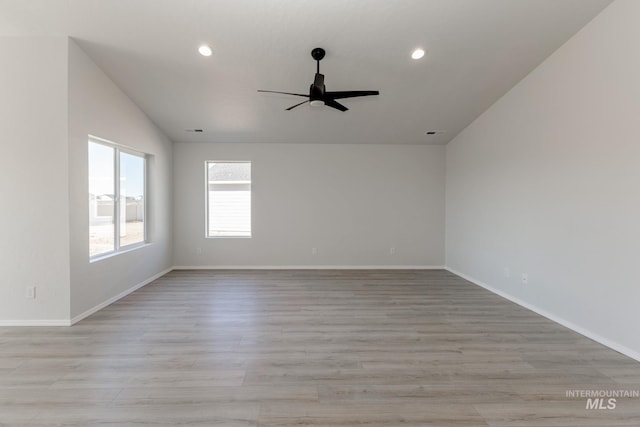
424,130,445,135
185,129,204,133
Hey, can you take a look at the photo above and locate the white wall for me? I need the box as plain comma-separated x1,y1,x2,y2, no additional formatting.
0,37,71,324
67,39,173,320
174,143,445,267
446,0,640,358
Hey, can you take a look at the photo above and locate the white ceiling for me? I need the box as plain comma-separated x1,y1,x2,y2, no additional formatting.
0,0,611,145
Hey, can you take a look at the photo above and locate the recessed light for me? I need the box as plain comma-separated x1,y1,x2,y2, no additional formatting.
411,48,425,60
198,45,213,57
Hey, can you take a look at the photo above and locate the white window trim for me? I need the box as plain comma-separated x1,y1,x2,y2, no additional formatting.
205,160,252,239
89,135,148,261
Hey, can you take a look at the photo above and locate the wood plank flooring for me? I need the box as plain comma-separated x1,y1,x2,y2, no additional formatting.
0,269,638,426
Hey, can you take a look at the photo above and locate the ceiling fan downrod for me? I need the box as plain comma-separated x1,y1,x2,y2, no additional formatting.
311,47,326,75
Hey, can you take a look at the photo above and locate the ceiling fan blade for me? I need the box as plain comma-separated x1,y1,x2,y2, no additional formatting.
257,90,309,98
324,90,379,99
286,100,310,110
324,99,348,112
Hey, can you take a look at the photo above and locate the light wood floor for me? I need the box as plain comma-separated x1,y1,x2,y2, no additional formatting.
1,269,639,426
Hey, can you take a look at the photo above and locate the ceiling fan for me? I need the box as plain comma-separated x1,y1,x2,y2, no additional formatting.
258,47,379,112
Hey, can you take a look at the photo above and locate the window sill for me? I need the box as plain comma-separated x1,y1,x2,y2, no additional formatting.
90,242,152,263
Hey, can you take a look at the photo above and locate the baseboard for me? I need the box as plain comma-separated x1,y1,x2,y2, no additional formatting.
0,319,71,326
70,267,173,325
172,265,445,270
445,266,640,363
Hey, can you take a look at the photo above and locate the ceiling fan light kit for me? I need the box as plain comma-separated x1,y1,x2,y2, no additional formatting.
258,47,379,112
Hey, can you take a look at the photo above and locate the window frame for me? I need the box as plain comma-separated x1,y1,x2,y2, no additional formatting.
89,136,148,261
205,160,252,239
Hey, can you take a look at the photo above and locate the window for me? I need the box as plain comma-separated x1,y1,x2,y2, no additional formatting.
206,161,251,237
89,138,147,258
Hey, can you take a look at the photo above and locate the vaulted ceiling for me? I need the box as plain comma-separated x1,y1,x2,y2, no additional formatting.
0,0,611,144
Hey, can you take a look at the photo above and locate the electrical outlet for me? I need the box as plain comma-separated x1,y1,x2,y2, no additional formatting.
521,273,528,285
196,247,202,255
311,247,317,255
503,267,510,278
389,247,395,255
26,286,36,299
